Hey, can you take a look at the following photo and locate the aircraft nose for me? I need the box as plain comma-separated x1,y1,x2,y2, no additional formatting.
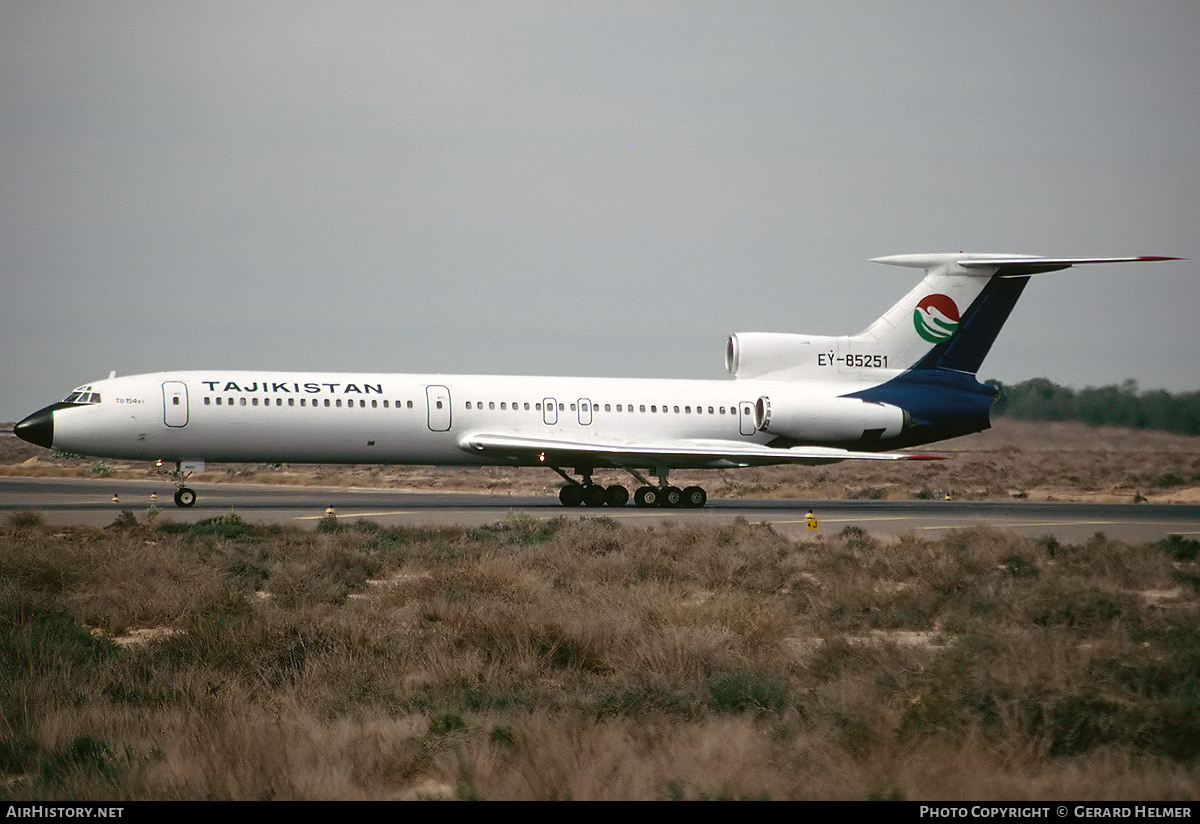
14,405,55,449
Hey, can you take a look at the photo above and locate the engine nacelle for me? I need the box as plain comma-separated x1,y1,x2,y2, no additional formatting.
753,392,907,443
726,332,843,379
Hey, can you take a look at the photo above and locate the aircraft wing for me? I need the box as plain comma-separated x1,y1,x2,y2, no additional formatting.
459,433,943,469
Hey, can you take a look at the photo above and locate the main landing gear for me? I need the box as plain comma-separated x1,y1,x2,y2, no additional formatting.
551,467,708,508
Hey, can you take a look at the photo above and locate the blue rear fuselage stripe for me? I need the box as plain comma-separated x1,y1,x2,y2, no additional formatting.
846,274,1028,447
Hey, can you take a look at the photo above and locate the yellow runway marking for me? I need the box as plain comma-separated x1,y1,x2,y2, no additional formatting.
770,516,915,525
294,511,418,520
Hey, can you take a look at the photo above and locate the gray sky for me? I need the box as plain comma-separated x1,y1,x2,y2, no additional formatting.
3,1,1198,422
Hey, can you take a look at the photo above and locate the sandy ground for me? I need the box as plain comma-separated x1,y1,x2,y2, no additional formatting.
2,418,1198,504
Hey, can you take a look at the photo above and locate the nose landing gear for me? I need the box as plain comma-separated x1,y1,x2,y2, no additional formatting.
160,460,199,507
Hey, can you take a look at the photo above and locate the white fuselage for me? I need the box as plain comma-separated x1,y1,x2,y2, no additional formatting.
51,370,853,468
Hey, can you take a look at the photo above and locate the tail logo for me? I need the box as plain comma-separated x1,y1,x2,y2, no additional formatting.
913,294,960,343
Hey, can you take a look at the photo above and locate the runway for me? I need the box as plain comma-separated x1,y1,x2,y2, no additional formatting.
3,476,1200,542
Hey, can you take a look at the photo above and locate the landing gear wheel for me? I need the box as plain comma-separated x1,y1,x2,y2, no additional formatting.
583,484,607,507
660,486,683,508
681,484,705,508
634,486,658,507
604,485,630,507
559,485,585,507
174,487,197,508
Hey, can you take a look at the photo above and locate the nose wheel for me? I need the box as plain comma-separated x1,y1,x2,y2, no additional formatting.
162,461,198,507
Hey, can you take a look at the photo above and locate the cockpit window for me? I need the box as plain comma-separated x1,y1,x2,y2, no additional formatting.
62,386,101,406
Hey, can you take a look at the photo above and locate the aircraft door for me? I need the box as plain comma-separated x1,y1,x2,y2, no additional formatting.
739,400,756,436
426,385,452,431
163,381,189,428
542,398,558,425
577,398,593,426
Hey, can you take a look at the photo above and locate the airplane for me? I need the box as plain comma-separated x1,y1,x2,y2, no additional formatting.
14,253,1180,509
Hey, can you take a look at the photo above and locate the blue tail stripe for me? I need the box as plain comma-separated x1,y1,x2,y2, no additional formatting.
913,275,1030,373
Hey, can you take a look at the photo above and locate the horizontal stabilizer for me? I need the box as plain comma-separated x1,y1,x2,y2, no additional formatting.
873,253,1183,277
959,255,1183,276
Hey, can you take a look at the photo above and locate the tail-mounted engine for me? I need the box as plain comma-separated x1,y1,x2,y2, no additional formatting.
726,332,839,379
753,392,908,444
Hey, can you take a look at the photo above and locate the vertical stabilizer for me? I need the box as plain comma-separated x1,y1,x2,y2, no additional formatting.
726,254,1179,383
859,253,1046,375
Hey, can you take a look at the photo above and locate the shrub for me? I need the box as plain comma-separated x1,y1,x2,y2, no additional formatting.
1149,472,1184,488
109,510,139,530
1155,534,1200,562
706,668,789,714
7,509,45,528
38,735,122,787
191,512,253,540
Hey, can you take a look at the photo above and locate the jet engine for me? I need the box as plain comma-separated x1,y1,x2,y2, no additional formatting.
726,333,839,379
753,392,907,443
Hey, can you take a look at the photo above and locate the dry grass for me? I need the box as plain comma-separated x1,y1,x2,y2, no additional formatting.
2,509,1198,800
